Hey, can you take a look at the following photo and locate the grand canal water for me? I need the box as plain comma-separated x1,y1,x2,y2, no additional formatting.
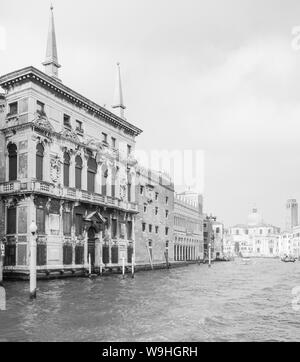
0,258,300,342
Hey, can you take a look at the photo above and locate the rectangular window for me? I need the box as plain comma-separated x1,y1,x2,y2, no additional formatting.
36,101,45,114
127,144,132,156
64,163,70,187
7,207,17,234
9,102,18,115
76,120,83,132
127,221,132,240
75,166,81,190
18,206,27,234
75,214,83,236
112,219,117,239
87,172,95,193
36,152,43,181
165,227,169,236
143,204,147,213
102,133,108,144
36,208,45,234
149,224,152,233
140,186,144,195
142,222,146,232
111,137,116,148
63,114,71,128
155,226,159,234
166,196,169,204
63,212,72,235
155,207,158,215
155,192,158,200
127,183,131,202
165,210,169,218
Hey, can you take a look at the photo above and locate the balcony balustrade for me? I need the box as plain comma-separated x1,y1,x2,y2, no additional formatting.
0,180,138,212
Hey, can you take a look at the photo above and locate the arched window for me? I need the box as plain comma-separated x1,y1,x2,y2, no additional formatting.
8,143,17,181
87,156,97,193
75,155,82,190
63,152,70,187
101,165,108,196
36,143,44,181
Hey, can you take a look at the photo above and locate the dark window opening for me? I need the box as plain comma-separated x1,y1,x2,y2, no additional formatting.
36,143,44,181
36,101,45,115
36,208,45,234
112,219,117,239
63,212,72,235
8,143,17,181
63,152,70,187
75,120,83,132
63,114,71,128
87,156,97,193
75,155,82,189
75,213,83,236
8,102,18,116
102,132,108,144
7,207,16,234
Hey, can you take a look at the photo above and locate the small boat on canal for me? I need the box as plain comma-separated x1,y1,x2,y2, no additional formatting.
281,255,296,263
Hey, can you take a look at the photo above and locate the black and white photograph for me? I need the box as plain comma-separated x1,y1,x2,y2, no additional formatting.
0,0,300,348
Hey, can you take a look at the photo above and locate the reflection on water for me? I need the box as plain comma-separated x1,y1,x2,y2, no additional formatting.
0,259,300,341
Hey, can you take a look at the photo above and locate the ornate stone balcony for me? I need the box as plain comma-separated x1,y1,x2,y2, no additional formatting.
0,180,138,212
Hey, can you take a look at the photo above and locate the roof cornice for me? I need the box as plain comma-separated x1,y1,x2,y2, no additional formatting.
0,66,143,136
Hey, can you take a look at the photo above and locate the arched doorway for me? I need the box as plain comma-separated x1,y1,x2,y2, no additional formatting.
87,226,96,266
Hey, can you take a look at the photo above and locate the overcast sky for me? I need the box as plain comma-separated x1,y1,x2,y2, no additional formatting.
1,0,300,228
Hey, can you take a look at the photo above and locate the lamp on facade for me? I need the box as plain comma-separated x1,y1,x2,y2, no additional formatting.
29,221,38,299
30,221,38,236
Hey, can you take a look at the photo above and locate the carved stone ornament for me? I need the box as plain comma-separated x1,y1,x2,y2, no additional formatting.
83,137,103,150
118,167,127,201
4,197,18,209
32,113,55,134
50,156,61,183
119,181,127,201
59,128,80,144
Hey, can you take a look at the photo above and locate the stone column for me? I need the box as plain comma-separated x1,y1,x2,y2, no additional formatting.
83,229,88,268
132,215,136,264
28,196,37,268
28,136,37,180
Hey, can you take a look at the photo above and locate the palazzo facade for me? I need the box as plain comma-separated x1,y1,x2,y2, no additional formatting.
134,168,175,267
173,192,204,262
0,8,142,278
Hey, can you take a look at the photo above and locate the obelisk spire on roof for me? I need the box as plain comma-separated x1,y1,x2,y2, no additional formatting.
42,4,61,80
112,62,126,119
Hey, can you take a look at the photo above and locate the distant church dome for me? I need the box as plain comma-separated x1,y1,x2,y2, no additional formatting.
247,208,263,226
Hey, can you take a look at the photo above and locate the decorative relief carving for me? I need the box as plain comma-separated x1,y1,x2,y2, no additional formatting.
50,156,61,183
4,197,18,208
59,128,80,143
32,112,55,134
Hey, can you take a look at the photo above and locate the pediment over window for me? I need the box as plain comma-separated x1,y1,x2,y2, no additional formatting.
84,211,106,224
